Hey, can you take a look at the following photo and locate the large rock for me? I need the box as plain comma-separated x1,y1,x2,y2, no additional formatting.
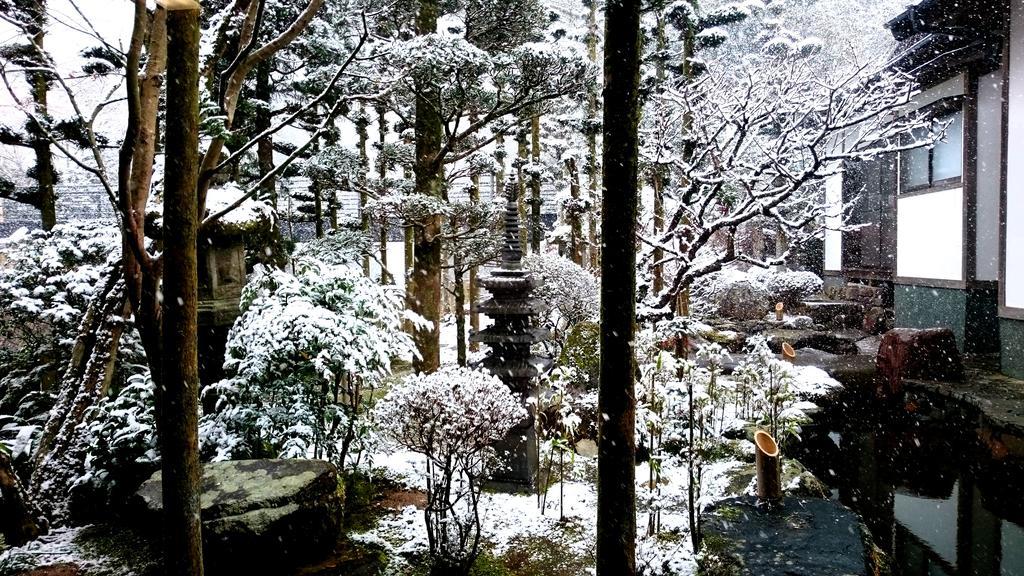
715,279,772,321
765,328,861,356
876,328,963,397
801,300,864,329
133,459,343,567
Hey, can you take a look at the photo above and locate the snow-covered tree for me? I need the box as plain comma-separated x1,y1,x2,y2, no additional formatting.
373,0,594,371
640,7,929,309
374,366,526,576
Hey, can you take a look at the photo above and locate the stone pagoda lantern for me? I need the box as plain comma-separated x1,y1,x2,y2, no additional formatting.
471,181,552,491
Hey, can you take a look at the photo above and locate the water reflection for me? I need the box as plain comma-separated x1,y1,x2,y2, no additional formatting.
794,392,1024,576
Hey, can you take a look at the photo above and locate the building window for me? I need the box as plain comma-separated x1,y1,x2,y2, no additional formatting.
900,100,964,192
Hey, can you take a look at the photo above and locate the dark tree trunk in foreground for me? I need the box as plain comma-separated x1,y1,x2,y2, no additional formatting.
255,60,276,206
597,1,641,575
410,0,443,373
160,7,204,576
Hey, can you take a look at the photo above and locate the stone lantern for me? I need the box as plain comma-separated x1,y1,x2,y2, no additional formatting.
471,181,551,491
196,231,248,387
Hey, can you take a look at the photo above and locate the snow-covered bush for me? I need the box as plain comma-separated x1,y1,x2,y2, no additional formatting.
690,269,771,321
71,374,159,518
374,367,526,576
0,224,121,417
754,270,823,307
691,268,822,319
557,321,600,390
523,253,599,340
201,244,416,469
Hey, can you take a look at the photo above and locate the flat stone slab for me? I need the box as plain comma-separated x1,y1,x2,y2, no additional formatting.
701,496,868,576
134,459,343,567
905,358,1024,437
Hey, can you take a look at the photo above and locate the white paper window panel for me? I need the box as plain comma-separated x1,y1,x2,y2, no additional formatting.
824,172,843,271
932,111,964,181
896,188,963,282
976,70,1003,282
1008,0,1024,308
900,74,965,116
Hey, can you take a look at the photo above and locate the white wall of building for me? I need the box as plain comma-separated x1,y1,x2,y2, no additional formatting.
976,70,1003,282
897,187,964,281
1006,0,1024,308
824,172,844,271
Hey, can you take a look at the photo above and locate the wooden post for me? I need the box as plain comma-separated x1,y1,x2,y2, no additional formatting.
754,430,782,505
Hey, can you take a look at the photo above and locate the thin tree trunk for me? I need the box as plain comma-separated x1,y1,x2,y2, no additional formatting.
597,1,641,574
410,0,443,373
255,59,276,207
357,107,371,275
454,259,467,366
516,128,529,252
468,178,480,352
160,8,204,575
530,114,542,253
652,13,666,297
378,105,391,284
495,133,506,194
313,180,324,238
566,157,583,265
586,0,601,271
26,0,56,230
30,265,128,521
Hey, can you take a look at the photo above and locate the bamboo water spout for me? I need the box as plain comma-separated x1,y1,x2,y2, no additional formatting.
755,430,782,506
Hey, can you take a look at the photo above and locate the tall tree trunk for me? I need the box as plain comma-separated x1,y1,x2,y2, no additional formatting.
495,133,506,193
410,0,443,373
378,105,391,284
27,0,56,230
530,114,542,253
357,107,371,275
516,127,529,252
468,177,480,352
586,0,601,271
255,59,276,207
454,250,467,366
597,1,641,574
30,266,128,521
651,13,666,298
313,180,325,238
160,8,204,576
566,157,583,265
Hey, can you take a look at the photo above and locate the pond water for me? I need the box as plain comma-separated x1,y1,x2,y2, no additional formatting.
793,390,1024,576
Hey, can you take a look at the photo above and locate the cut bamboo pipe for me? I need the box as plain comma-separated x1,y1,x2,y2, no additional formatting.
782,342,796,363
775,302,784,321
755,430,782,505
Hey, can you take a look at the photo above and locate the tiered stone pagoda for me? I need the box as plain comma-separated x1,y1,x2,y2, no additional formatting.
471,181,551,490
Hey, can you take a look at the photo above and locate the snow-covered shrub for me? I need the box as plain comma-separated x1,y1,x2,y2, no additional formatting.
754,270,823,307
72,374,159,518
0,224,121,417
201,244,416,469
557,321,600,389
374,367,526,576
523,253,599,340
690,269,771,321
